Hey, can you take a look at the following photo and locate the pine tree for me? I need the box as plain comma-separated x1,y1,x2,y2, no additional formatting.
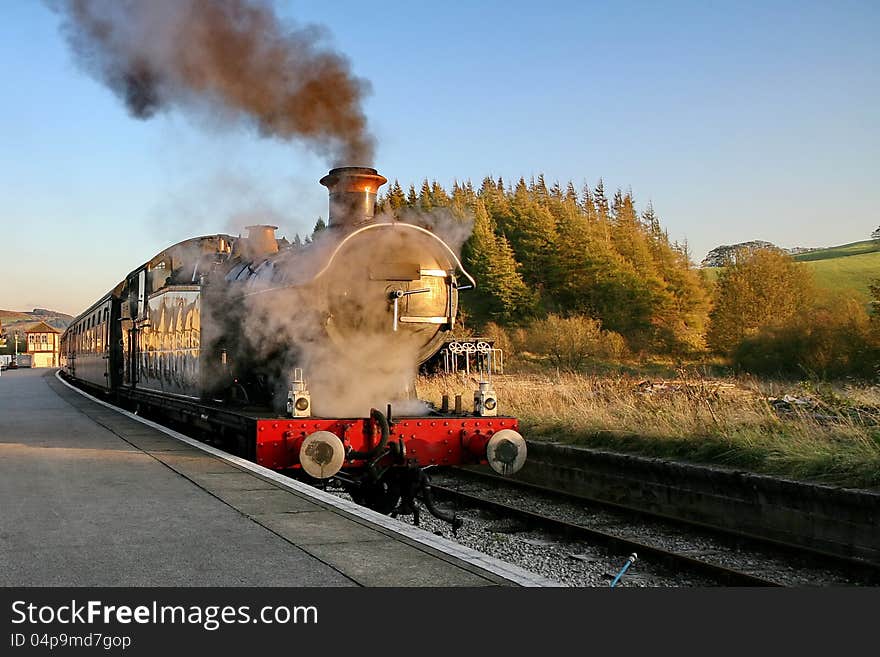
580,184,596,220
431,181,450,207
505,179,562,302
450,181,475,213
532,174,549,202
387,180,407,210
611,190,655,273
593,179,609,218
312,217,326,235
460,200,533,324
593,180,611,243
643,223,710,352
418,179,433,211
552,195,602,313
642,202,661,236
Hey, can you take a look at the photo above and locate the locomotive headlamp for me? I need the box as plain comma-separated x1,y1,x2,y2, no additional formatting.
287,369,311,417
474,381,498,417
287,391,311,417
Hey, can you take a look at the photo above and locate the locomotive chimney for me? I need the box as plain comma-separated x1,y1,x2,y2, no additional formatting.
244,224,279,258
320,166,388,229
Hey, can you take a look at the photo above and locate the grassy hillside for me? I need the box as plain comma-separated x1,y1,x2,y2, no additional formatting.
0,309,73,331
802,251,879,303
702,239,879,303
792,239,880,262
0,310,32,322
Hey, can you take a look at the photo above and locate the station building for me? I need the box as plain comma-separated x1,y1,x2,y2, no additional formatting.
26,321,61,368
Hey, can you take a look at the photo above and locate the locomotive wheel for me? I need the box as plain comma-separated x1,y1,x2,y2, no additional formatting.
350,482,401,515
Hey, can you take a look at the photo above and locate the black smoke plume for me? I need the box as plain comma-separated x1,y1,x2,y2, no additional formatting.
52,0,375,165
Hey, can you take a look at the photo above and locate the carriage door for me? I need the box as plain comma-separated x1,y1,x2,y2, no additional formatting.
123,270,145,387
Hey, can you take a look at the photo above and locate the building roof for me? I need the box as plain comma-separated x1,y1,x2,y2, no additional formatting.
25,321,61,334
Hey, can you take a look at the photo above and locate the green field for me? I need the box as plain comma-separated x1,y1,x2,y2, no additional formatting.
703,239,880,303
792,239,880,262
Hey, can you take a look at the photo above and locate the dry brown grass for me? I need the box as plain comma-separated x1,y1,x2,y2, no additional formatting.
415,372,880,489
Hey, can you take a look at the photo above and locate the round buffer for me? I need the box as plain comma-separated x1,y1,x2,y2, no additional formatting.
486,429,527,476
299,431,346,479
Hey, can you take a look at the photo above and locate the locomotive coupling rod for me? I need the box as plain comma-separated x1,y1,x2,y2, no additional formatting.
391,288,431,331
610,553,638,588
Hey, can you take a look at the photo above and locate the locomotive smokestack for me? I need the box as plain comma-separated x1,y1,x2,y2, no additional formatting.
245,224,279,258
320,167,388,229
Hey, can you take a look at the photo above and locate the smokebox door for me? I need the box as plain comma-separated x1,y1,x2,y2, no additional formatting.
369,262,421,281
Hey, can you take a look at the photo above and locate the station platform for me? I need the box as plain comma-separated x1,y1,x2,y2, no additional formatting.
0,369,548,587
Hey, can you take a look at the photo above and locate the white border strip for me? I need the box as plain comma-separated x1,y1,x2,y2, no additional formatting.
56,371,557,587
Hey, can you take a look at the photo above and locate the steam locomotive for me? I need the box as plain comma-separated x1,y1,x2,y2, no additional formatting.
60,167,526,525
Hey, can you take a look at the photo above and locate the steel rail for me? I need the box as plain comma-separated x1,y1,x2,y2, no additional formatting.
428,483,783,586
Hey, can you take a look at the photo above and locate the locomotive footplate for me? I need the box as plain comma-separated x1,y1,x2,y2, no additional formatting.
255,413,524,473
255,409,526,527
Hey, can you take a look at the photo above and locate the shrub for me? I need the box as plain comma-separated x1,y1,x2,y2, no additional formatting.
734,297,878,378
524,314,627,371
708,249,813,355
480,322,513,357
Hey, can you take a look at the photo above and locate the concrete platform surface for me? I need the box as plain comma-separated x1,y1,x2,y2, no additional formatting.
0,369,536,586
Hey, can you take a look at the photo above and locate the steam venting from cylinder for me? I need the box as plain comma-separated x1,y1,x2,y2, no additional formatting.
320,167,388,228
52,0,375,164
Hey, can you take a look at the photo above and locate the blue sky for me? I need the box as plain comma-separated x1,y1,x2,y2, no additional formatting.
1,0,877,315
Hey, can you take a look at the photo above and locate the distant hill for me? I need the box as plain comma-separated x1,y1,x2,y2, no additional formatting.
790,239,880,263
703,239,880,304
0,310,32,321
0,309,73,333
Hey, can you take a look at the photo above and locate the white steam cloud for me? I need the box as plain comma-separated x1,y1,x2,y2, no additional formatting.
217,209,474,417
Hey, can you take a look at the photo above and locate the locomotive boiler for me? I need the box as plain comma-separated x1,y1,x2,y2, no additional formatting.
61,167,527,525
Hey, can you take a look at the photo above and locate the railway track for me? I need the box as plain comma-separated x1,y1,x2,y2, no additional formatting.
428,482,781,586
452,467,880,577
430,468,880,587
